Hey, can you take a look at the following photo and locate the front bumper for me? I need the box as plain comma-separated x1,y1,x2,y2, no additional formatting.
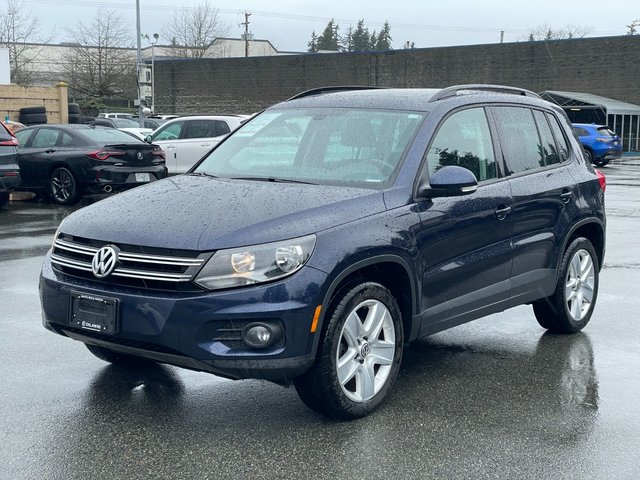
40,251,325,383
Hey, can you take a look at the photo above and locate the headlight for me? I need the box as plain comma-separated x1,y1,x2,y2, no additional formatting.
194,234,316,290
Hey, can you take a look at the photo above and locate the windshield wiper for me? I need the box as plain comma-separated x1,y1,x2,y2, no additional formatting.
187,171,219,178
226,176,316,185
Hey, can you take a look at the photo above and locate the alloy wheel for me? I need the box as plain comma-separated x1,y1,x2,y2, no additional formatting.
565,249,595,321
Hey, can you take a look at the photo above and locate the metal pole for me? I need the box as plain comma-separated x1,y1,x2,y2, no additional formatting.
136,0,144,127
151,42,155,114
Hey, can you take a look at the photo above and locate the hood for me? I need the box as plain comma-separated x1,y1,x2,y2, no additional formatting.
59,175,386,251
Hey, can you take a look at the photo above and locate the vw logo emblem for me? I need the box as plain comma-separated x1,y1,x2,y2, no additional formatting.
137,152,144,160
91,245,119,278
360,342,371,358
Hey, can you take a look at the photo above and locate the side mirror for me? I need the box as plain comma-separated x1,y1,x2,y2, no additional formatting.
144,134,153,143
417,165,478,198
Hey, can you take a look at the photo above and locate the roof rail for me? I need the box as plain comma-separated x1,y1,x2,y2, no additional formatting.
286,85,386,102
428,84,542,103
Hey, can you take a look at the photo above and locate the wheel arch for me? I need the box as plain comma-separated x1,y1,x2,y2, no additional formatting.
316,255,419,348
560,219,605,274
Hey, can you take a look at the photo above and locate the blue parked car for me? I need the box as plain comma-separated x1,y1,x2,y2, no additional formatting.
40,85,606,419
573,123,622,167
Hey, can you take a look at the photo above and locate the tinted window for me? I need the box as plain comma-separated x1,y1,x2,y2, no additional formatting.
31,129,60,148
79,128,142,144
111,118,140,128
152,121,184,141
60,132,77,147
493,107,542,174
548,115,570,163
533,110,560,166
215,120,231,136
184,120,216,139
574,127,589,137
596,127,616,137
0,123,12,141
426,108,497,182
15,129,33,146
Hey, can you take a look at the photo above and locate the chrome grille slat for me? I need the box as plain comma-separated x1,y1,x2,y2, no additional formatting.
51,235,206,288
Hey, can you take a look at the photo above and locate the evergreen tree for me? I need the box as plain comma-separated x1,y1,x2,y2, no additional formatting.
307,30,318,52
350,19,370,51
316,19,340,51
375,21,392,50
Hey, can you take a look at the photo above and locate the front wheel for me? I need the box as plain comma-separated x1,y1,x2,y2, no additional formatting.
533,237,599,333
50,167,80,205
294,282,404,420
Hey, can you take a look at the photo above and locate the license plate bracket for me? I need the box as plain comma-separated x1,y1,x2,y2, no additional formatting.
135,172,151,182
69,292,119,335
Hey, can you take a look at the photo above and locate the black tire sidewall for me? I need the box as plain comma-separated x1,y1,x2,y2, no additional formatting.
555,237,600,332
315,282,404,419
19,106,46,115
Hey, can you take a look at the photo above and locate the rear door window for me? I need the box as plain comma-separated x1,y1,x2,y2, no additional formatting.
547,114,570,163
426,107,498,182
492,107,544,174
184,120,216,139
31,129,60,149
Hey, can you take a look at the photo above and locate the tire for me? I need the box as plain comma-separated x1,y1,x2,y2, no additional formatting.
85,344,156,367
68,113,80,124
533,237,599,333
0,192,9,208
19,105,46,115
294,282,404,419
49,167,80,205
19,113,48,125
68,103,81,115
593,158,609,167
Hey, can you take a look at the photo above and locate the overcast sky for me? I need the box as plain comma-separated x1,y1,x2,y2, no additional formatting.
21,0,636,51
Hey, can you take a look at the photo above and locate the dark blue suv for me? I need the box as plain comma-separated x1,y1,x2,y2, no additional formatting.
40,85,606,419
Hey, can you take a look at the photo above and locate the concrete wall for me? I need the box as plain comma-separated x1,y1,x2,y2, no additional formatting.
154,35,640,115
0,83,68,123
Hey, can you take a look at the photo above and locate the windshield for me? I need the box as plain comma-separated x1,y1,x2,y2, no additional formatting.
80,127,144,144
194,108,425,189
112,118,140,128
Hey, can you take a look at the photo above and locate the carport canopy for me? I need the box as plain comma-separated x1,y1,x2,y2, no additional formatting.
540,91,640,116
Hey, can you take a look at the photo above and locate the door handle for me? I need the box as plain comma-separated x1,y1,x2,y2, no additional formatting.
495,205,512,221
45,149,56,153
560,190,572,204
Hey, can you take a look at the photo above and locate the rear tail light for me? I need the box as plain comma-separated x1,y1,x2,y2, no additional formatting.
595,169,606,193
87,150,126,161
595,137,613,143
152,147,165,159
0,137,18,146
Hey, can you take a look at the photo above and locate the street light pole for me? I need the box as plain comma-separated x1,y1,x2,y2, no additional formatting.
135,0,144,127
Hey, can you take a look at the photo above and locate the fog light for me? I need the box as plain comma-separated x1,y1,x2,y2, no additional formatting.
241,322,283,349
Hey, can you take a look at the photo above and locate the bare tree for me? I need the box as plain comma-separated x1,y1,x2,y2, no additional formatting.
0,0,52,84
62,9,135,102
627,19,640,35
165,0,230,58
524,24,593,41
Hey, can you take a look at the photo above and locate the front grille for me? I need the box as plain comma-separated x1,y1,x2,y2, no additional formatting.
51,233,210,291
61,326,183,356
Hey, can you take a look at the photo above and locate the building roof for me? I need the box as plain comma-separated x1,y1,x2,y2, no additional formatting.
540,91,640,116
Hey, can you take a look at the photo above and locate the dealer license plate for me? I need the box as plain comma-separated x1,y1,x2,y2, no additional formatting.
135,173,151,182
69,292,118,335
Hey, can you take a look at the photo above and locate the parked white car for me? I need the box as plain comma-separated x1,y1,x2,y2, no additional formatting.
93,118,153,140
146,115,243,174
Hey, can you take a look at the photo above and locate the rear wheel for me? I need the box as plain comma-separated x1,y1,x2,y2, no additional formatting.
584,149,594,164
85,344,156,367
294,282,403,419
50,167,80,205
533,237,599,333
593,157,609,167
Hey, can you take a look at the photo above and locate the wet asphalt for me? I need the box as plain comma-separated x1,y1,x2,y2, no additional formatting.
1,166,639,479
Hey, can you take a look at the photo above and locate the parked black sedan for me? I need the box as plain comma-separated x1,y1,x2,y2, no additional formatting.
14,124,167,205
0,122,21,208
